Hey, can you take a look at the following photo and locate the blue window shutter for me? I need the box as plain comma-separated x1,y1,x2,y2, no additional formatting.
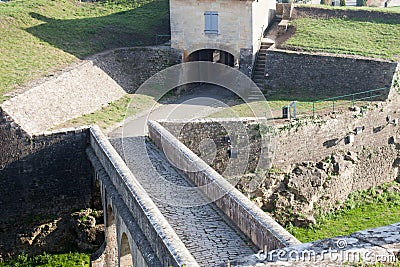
205,11,218,33
211,13,218,32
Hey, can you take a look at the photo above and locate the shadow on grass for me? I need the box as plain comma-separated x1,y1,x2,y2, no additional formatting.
26,0,170,59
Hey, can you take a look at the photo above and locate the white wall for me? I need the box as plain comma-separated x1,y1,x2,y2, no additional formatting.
251,0,276,54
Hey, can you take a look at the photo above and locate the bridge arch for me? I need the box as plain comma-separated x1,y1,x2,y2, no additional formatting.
186,49,235,67
119,232,133,267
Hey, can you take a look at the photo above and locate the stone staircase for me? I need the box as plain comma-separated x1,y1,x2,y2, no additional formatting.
252,4,293,89
252,40,274,89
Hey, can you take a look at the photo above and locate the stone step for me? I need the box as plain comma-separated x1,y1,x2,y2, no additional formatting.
261,43,273,47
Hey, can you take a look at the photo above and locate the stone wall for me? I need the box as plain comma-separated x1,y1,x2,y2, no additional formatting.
249,92,400,225
1,47,181,135
274,93,400,169
0,108,92,224
92,47,182,94
159,118,274,175
0,108,93,259
264,49,398,98
292,5,400,21
148,120,300,252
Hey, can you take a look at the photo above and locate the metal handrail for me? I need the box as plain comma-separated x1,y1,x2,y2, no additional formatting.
311,88,387,116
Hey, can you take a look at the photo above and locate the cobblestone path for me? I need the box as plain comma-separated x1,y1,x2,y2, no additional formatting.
111,137,257,266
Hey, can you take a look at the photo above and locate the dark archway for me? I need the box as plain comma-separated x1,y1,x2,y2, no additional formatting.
187,49,234,67
92,180,103,211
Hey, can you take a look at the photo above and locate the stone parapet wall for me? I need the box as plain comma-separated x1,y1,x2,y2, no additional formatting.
292,5,400,20
159,118,273,175
87,149,161,267
0,108,92,225
89,126,199,267
264,49,398,97
148,120,300,252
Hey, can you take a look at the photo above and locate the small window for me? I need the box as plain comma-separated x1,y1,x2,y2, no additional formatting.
204,11,218,34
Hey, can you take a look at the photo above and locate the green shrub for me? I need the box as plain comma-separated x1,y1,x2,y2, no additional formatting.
340,0,346,5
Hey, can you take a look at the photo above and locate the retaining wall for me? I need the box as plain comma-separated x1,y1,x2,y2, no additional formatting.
0,108,92,225
159,118,273,175
89,126,199,267
274,93,400,184
264,49,397,98
292,5,400,20
92,47,182,94
148,120,300,252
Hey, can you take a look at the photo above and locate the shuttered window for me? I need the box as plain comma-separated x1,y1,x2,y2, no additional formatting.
204,11,218,34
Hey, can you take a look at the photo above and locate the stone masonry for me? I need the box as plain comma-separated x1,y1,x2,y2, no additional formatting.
1,47,181,135
264,49,398,97
0,108,92,259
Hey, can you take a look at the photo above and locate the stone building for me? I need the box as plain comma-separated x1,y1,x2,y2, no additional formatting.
170,0,276,76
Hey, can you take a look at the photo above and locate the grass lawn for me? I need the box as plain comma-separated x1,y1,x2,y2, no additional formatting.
281,17,400,60
287,181,400,243
0,0,169,102
54,93,154,130
0,252,90,267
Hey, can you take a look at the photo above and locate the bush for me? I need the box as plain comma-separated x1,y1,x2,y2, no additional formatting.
340,0,346,5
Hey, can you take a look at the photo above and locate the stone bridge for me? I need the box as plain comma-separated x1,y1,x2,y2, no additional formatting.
87,122,300,267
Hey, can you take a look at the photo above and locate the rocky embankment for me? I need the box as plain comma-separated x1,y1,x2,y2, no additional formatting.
237,148,400,226
0,208,103,261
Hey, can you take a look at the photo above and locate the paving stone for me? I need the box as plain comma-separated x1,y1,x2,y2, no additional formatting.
111,137,257,266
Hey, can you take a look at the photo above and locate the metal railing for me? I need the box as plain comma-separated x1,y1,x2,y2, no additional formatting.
311,88,388,116
280,88,388,119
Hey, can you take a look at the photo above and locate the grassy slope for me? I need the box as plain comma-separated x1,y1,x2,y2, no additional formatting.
0,252,90,267
54,94,154,130
282,17,400,60
287,181,400,243
0,0,168,263
0,0,169,101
